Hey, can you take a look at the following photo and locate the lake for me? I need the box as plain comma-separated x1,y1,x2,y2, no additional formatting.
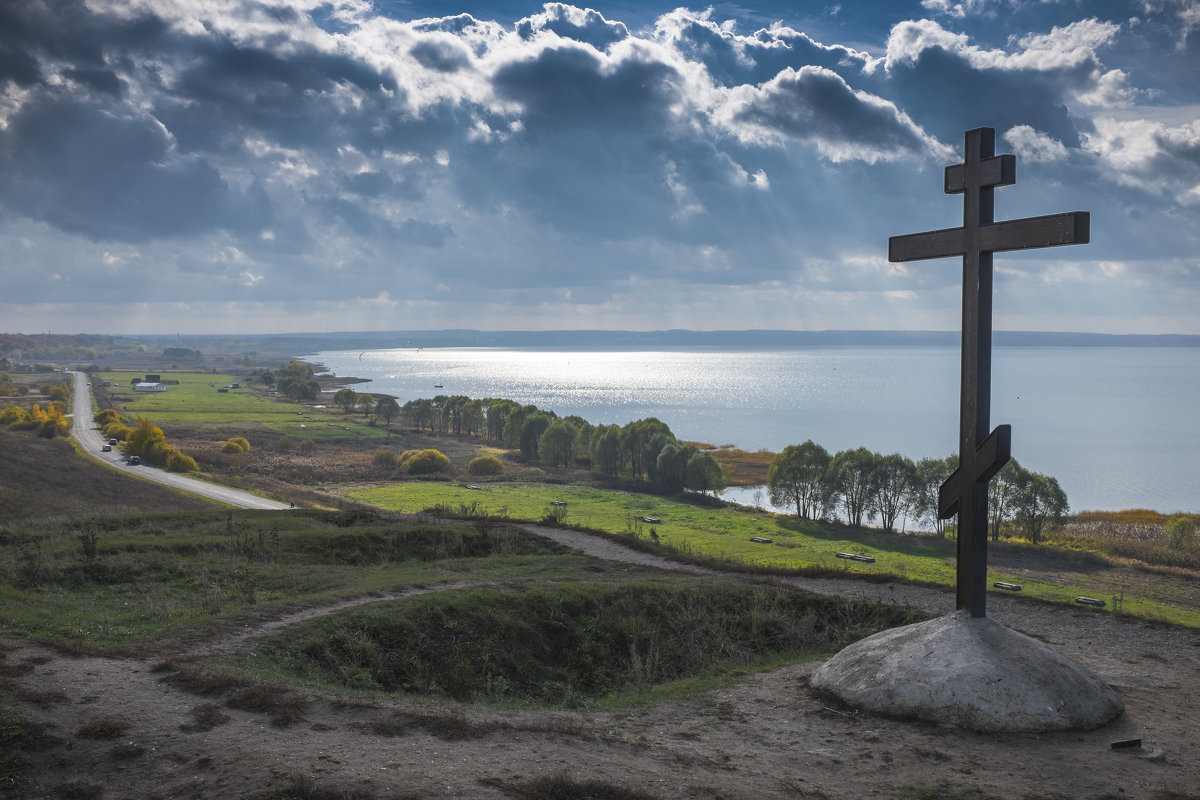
304,346,1199,514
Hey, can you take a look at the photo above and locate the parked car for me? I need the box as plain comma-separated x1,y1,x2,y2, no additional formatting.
101,444,112,452
128,455,141,465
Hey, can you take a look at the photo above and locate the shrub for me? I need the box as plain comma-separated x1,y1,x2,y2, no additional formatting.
227,436,251,453
166,450,199,473
0,405,29,425
467,455,503,476
221,440,245,454
372,450,399,470
37,412,69,439
401,449,451,475
102,422,132,441
94,408,121,427
1165,515,1197,551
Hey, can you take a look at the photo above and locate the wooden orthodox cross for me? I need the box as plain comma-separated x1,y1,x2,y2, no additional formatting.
889,127,1089,617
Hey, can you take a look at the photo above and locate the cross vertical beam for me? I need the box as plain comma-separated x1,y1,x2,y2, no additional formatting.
888,127,1089,618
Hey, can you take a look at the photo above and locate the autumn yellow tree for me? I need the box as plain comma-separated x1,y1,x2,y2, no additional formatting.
126,417,168,462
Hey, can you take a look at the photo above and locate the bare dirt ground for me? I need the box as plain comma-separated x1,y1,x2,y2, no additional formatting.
4,525,1199,800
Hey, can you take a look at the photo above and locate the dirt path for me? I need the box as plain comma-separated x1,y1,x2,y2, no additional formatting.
4,525,1199,800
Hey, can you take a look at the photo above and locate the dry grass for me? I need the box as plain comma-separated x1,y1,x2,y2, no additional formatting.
0,428,215,522
692,442,775,486
75,715,132,740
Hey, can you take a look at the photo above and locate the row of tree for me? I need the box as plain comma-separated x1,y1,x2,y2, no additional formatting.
767,441,1068,541
332,387,401,424
390,394,726,494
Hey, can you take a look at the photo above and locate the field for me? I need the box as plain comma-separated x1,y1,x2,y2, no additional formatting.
98,370,389,441
352,482,1200,628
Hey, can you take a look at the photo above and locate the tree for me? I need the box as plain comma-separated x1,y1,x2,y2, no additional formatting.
988,459,1023,541
278,376,319,401
591,426,622,475
829,447,878,527
37,405,69,438
1011,469,1068,544
519,411,552,459
375,396,400,426
333,388,358,413
913,455,957,537
126,417,167,462
403,398,434,430
539,419,577,467
1165,515,1197,550
485,399,518,443
462,399,485,437
279,360,314,380
620,418,673,479
563,416,594,464
358,394,375,417
767,441,831,519
259,370,276,388
442,395,469,434
503,404,538,449
685,449,725,494
652,442,692,493
871,452,917,533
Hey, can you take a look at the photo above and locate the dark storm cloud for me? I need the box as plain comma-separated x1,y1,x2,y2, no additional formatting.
492,44,679,130
162,36,397,152
885,44,1078,145
62,66,125,96
0,95,271,242
730,66,934,159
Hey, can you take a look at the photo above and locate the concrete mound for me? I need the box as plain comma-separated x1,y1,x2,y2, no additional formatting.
809,611,1123,732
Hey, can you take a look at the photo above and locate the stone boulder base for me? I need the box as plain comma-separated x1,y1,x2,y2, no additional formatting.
809,611,1123,732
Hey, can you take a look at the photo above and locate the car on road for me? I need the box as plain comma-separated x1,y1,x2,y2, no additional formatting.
128,455,141,465
101,444,112,452
108,437,117,445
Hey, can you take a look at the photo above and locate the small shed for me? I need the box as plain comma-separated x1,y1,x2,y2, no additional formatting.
134,382,167,393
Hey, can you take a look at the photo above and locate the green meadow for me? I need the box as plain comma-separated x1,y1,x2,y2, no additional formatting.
352,482,1200,628
100,371,387,440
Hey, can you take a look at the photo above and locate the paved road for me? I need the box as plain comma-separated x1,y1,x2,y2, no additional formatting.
70,371,293,510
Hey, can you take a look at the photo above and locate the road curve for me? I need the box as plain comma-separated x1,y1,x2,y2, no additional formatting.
70,371,293,510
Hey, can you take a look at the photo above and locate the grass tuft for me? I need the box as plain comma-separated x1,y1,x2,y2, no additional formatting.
75,714,132,740
485,772,663,800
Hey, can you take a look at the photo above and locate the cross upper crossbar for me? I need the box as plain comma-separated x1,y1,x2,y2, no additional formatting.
888,127,1090,618
889,212,1089,262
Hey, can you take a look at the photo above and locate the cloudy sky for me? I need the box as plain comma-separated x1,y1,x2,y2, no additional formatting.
1,0,1198,336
